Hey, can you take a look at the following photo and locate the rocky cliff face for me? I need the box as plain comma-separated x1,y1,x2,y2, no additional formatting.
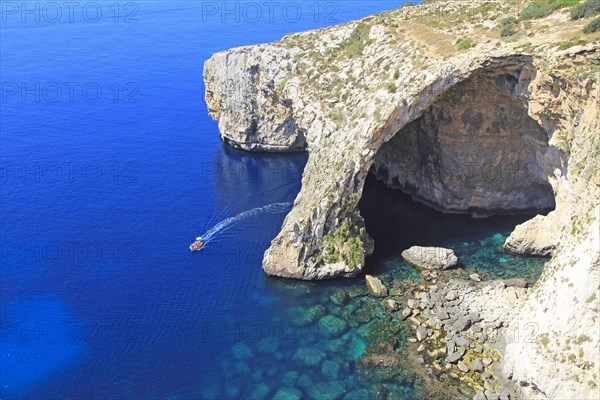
204,1,599,398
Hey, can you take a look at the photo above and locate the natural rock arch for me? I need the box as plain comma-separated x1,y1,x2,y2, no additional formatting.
369,63,559,217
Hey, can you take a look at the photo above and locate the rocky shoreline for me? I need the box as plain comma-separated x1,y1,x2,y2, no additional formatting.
204,0,600,397
358,246,534,400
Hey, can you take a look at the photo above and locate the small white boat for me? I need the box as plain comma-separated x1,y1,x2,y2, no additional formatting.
189,240,203,252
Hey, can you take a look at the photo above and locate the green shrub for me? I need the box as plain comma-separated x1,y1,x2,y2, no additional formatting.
330,111,344,123
277,76,289,92
501,21,518,37
557,40,578,49
387,82,397,93
339,22,373,58
520,0,581,20
457,38,475,50
572,0,600,19
583,16,600,32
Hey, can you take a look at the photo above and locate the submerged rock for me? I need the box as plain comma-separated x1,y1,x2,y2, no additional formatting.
342,389,370,400
290,304,326,326
273,387,303,400
318,315,349,338
231,343,254,360
256,337,280,354
383,299,399,311
356,341,402,381
330,289,350,305
293,347,326,366
308,381,346,400
321,359,341,380
401,246,459,270
281,371,300,387
365,275,388,297
249,383,271,400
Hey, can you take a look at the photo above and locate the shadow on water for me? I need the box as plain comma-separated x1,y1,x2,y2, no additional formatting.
212,144,307,212
359,174,550,282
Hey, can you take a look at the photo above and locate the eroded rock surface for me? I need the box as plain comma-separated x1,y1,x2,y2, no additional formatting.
365,274,388,297
401,246,459,270
204,1,600,398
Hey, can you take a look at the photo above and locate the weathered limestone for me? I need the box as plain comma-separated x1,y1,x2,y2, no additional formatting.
503,214,557,256
401,246,459,270
365,275,388,297
204,1,600,398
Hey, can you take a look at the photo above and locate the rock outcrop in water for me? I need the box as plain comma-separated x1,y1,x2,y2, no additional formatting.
401,246,459,270
204,1,599,398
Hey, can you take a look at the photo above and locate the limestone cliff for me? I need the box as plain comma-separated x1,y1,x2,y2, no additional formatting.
204,1,599,398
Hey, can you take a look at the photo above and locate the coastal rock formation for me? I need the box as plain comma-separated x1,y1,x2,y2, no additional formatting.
365,274,388,297
401,246,459,270
204,1,599,398
503,213,557,256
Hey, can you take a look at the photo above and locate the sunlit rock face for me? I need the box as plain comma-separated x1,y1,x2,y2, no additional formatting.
372,71,557,216
204,4,600,397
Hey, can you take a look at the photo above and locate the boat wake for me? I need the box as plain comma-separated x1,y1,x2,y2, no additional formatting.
197,202,292,244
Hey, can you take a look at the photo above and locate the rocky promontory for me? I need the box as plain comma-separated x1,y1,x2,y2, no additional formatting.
204,1,599,398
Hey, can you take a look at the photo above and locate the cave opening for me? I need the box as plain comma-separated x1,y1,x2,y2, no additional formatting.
359,66,558,282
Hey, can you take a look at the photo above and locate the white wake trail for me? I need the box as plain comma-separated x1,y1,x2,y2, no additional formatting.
198,202,292,242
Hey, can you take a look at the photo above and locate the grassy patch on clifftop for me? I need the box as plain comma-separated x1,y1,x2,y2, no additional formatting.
339,22,374,58
519,0,581,20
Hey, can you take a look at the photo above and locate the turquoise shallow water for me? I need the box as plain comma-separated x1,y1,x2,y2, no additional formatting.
187,177,549,400
1,1,549,398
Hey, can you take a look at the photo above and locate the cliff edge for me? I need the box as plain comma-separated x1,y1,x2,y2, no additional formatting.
204,1,599,398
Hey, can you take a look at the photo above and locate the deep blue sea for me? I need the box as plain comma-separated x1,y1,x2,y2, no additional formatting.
0,2,547,399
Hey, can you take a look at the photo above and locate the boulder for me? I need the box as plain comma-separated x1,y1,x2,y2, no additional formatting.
485,390,499,400
473,391,486,400
470,358,484,372
400,307,412,320
446,345,466,363
469,273,482,282
407,299,420,309
503,214,555,256
383,299,399,311
504,288,519,301
445,291,457,301
365,275,388,297
436,309,450,320
502,277,528,288
401,246,459,270
457,361,470,372
416,326,428,341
